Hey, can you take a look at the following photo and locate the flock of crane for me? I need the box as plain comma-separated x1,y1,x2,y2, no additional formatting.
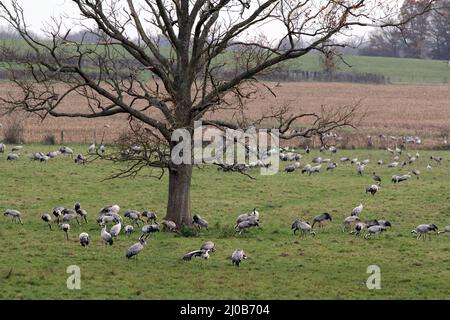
1,140,450,267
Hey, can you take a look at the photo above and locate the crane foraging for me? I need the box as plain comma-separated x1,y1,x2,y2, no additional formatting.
291,219,316,238
142,211,158,224
61,223,70,240
141,224,160,239
364,225,388,239
4,209,24,224
183,249,211,261
351,203,363,217
192,214,209,229
411,224,438,240
41,214,52,229
79,232,90,247
311,213,332,229
231,249,248,267
366,184,379,196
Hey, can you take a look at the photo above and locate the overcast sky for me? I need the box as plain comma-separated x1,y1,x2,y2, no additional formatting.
0,0,371,42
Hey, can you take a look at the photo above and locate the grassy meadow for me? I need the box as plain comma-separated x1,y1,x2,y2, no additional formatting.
283,54,450,84
0,144,449,299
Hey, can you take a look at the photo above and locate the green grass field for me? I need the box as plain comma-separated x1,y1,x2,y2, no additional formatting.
284,54,450,84
2,37,449,84
0,144,449,299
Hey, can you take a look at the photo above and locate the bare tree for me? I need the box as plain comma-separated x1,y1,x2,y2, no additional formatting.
0,0,434,227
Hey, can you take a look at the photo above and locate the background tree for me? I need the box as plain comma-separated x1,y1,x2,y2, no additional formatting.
360,0,449,60
428,0,450,59
0,0,434,227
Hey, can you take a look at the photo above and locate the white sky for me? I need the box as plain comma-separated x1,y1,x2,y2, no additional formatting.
0,0,372,42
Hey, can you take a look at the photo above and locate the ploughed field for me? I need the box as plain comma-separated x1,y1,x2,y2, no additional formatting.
1,82,450,146
0,144,449,299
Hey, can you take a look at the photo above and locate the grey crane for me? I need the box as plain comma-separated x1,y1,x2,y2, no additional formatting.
98,214,116,225
372,172,382,185
364,219,379,228
125,236,147,259
377,220,392,228
79,232,90,247
285,164,296,173
351,203,363,216
47,151,60,158
366,184,379,195
124,209,145,225
100,225,114,245
162,219,177,232
61,223,70,240
183,249,211,261
357,164,365,176
142,211,158,224
53,207,64,224
430,155,442,164
411,224,438,240
87,143,96,154
11,145,23,152
291,219,316,237
74,203,88,223
412,169,420,179
364,225,387,239
61,209,80,225
41,214,52,229
349,222,366,236
141,224,160,239
110,219,122,239
342,216,361,232
311,213,332,229
235,209,260,225
236,219,259,234
231,249,248,267
201,241,215,252
124,225,134,235
392,172,411,183
309,165,321,175
0,143,4,153
74,154,86,164
301,164,312,174
7,153,19,161
4,209,23,224
60,146,74,156
192,214,209,229
326,162,338,171
99,204,120,215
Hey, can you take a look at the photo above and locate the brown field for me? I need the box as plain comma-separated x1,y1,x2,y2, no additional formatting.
0,81,449,147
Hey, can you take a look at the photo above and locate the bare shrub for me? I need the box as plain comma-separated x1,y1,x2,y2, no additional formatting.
42,133,56,145
2,115,25,144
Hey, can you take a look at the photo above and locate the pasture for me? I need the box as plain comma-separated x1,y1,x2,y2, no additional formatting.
0,144,449,299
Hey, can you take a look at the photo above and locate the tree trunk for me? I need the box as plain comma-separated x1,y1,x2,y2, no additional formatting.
165,163,193,227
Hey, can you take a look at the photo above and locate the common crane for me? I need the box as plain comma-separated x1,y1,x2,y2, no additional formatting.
4,209,23,224
231,249,247,267
311,213,332,229
125,236,147,259
79,232,90,247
